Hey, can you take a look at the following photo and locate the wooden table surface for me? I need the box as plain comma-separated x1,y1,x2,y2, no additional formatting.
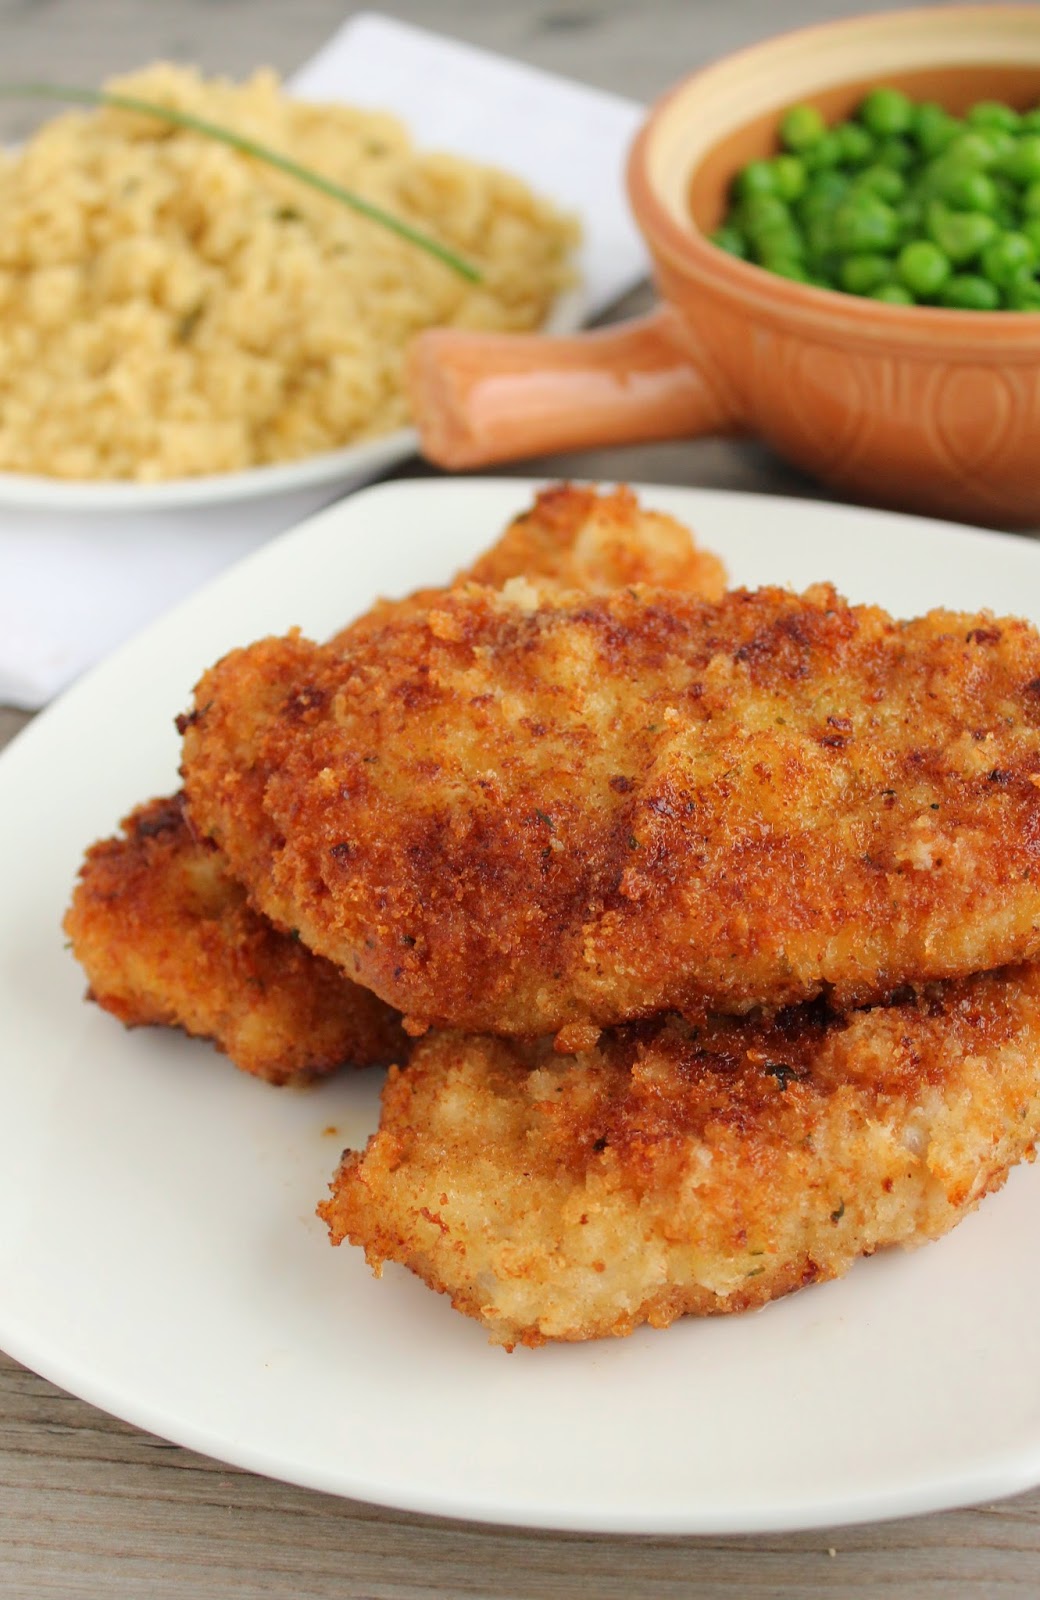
3,1,1040,1594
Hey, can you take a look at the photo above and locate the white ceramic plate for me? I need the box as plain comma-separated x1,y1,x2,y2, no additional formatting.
4,479,1040,1536
0,287,584,512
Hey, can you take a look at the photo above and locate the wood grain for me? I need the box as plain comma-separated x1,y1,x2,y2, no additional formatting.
3,1,1040,1593
4,1347,1040,1600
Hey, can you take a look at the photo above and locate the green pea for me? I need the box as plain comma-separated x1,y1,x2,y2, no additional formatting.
803,131,843,171
752,221,807,262
1005,275,1040,310
860,87,915,136
895,196,925,240
874,135,916,171
977,129,1017,168
769,154,808,202
737,194,791,237
854,165,906,202
798,196,832,232
914,102,962,156
968,100,1021,134
838,253,894,294
980,230,1037,287
913,100,945,132
933,163,999,212
992,174,1020,229
944,131,1002,169
803,214,837,264
795,202,831,249
913,160,949,201
765,258,811,282
796,170,850,217
925,202,997,264
830,194,899,253
896,238,952,296
835,121,875,167
710,225,748,258
1000,134,1040,186
940,273,1001,309
780,103,827,152
734,160,780,200
721,90,1040,311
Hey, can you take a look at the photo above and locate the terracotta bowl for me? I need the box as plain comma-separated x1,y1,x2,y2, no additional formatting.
408,5,1040,528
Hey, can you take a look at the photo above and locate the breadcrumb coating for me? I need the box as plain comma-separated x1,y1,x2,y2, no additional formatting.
68,485,724,1080
334,482,727,644
63,794,404,1083
321,966,1040,1347
182,582,1040,1035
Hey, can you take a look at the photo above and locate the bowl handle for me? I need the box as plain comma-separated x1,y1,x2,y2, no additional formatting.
406,303,744,468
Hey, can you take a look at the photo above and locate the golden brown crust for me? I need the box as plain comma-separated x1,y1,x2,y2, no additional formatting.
67,485,724,1079
63,794,405,1084
332,482,727,645
462,482,727,599
182,582,1040,1034
320,965,1040,1347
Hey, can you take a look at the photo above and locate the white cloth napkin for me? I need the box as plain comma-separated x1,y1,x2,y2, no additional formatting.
0,11,647,710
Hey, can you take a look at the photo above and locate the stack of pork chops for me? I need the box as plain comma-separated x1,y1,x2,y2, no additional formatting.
67,485,1040,1348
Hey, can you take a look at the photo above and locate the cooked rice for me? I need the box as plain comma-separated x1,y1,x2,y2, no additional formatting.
0,65,578,480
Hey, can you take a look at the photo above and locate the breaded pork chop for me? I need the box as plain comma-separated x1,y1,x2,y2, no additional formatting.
69,485,723,1079
333,481,726,645
64,794,405,1084
320,965,1040,1347
181,583,1040,1037
455,481,727,598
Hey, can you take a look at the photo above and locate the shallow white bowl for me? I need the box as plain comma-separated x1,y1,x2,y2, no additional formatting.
0,285,585,512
